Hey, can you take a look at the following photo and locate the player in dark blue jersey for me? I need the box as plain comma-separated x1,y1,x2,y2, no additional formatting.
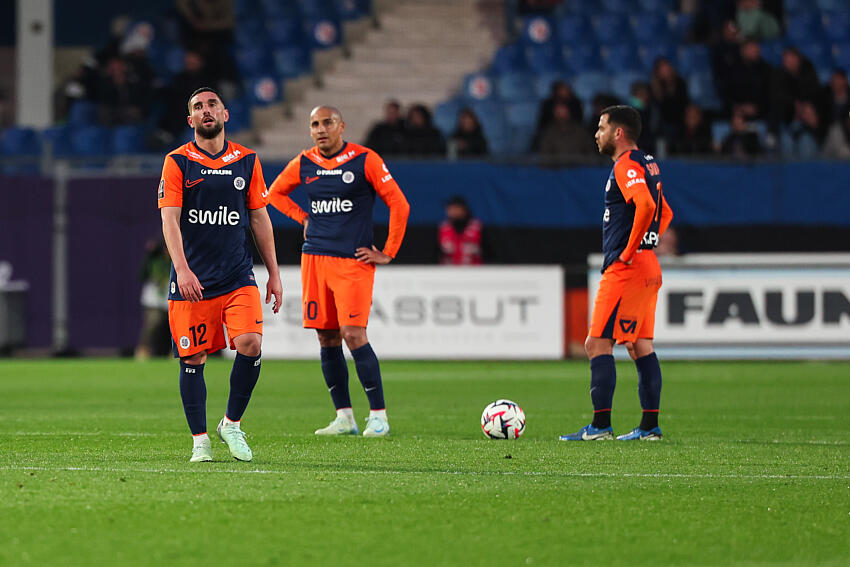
561,105,674,442
269,106,410,437
158,87,283,462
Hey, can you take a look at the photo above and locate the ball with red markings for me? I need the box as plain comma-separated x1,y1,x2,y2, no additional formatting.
481,399,526,439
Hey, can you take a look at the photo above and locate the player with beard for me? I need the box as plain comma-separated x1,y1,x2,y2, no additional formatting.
560,105,674,442
158,87,283,462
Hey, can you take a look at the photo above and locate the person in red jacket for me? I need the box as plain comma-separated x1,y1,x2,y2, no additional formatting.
438,195,483,265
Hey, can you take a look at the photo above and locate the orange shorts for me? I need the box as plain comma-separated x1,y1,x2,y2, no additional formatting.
168,285,263,357
589,250,662,344
301,253,376,329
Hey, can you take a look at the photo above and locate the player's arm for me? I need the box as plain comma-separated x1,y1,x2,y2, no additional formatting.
614,160,655,264
158,155,203,302
356,151,411,264
268,156,308,232
246,156,282,313
658,188,673,236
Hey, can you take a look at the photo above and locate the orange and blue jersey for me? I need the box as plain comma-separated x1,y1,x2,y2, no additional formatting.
601,149,673,272
157,140,268,300
268,141,409,259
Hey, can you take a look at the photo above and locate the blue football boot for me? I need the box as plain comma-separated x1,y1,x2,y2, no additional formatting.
559,424,614,441
616,426,663,441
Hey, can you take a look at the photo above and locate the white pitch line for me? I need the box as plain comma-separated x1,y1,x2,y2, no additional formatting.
1,465,848,481
7,432,158,437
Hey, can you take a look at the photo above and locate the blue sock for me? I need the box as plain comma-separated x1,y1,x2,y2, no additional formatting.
226,352,262,422
635,352,662,430
321,346,352,410
589,354,616,429
179,361,207,435
351,343,385,410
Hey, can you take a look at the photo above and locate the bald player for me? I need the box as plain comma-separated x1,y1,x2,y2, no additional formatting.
268,106,410,437
561,105,673,442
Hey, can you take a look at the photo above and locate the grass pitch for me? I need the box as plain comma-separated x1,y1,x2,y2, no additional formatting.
1,358,849,566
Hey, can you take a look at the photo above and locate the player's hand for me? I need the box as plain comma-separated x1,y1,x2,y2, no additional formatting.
302,219,309,241
176,267,204,302
618,254,633,265
266,274,283,314
355,245,392,265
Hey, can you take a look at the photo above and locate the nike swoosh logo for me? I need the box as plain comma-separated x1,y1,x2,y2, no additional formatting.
349,313,360,318
255,320,263,324
364,386,376,392
185,179,203,188
305,176,319,184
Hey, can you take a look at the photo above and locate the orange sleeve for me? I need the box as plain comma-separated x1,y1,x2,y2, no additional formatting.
267,155,308,224
246,154,269,210
659,189,673,236
614,159,654,263
157,154,184,208
365,150,410,258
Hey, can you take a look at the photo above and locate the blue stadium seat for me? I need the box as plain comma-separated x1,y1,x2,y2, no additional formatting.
111,125,146,154
822,11,850,42
67,101,98,126
563,0,600,15
434,99,463,137
486,120,512,156
335,0,367,20
507,125,535,154
571,71,610,100
462,73,495,101
562,44,602,74
497,73,536,103
0,127,40,155
521,16,555,45
273,46,311,78
817,0,850,11
470,101,507,152
235,18,268,47
610,71,645,101
505,102,538,128
817,67,835,83
601,42,641,72
236,47,272,77
760,40,786,66
235,0,261,17
797,42,834,69
637,0,674,13
786,12,823,43
525,44,564,73
297,0,335,19
688,72,721,110
677,45,712,75
246,76,282,105
70,126,111,156
631,14,670,44
669,12,693,42
593,13,632,44
639,42,677,72
41,126,73,157
600,0,630,13
533,72,565,99
225,98,251,133
783,0,817,12
556,14,592,46
832,42,850,70
491,44,527,74
267,16,304,46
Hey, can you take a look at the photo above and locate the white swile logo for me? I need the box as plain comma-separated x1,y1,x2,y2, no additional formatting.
187,206,241,225
311,197,353,214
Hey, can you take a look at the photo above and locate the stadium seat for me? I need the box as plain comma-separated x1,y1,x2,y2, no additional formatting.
784,0,817,12
639,42,677,72
593,13,632,44
507,125,535,154
70,125,112,156
41,126,73,157
496,72,536,102
67,101,98,126
235,0,261,17
562,44,602,74
817,0,850,11
759,40,786,66
491,44,527,74
786,12,823,43
637,0,675,13
525,44,564,73
688,72,721,110
601,42,642,73
533,72,565,99
225,98,251,132
677,45,712,75
273,46,311,78
797,42,834,69
600,0,630,13
610,71,645,101
556,15,591,46
521,16,555,45
563,0,599,15
236,47,272,77
297,0,335,19
832,43,850,70
631,14,670,44
468,100,504,130
335,0,367,20
246,76,282,106
0,127,40,155
669,12,693,42
111,125,146,154
571,71,610,101
267,16,304,46
306,19,341,48
822,11,850,42
486,120,512,156
504,102,539,128
434,99,462,137
462,73,495,101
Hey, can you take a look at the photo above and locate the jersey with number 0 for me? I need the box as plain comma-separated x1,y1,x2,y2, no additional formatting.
157,140,268,300
602,149,664,271
268,141,409,259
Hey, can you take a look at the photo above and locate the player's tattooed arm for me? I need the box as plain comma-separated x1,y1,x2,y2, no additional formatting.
161,206,204,302
355,245,392,265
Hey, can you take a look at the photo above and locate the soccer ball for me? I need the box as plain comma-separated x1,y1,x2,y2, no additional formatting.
481,399,526,439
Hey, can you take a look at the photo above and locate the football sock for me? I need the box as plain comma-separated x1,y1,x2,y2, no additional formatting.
635,352,662,430
179,361,207,436
193,433,209,448
321,346,352,410
225,352,261,422
589,354,616,430
351,343,385,410
369,409,388,420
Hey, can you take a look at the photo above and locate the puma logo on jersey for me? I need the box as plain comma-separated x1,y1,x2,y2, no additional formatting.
311,197,353,214
185,178,203,188
187,206,241,225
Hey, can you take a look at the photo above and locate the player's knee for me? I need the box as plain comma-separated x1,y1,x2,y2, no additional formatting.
235,334,262,357
316,329,342,348
625,342,637,360
341,327,367,350
182,352,207,365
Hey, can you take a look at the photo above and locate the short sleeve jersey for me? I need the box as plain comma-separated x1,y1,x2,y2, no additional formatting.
602,149,664,271
269,142,404,258
157,140,268,300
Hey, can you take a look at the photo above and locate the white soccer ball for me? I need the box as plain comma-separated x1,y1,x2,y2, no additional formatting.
481,399,526,439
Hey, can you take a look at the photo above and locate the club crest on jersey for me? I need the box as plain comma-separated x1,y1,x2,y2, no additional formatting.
158,179,164,199
234,177,245,190
342,171,354,184
179,336,191,349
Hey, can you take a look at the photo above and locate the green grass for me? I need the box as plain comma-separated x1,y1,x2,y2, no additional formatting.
1,359,849,566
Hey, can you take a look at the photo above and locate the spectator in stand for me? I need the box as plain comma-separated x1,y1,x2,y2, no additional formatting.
629,81,658,154
175,0,240,100
533,80,583,150
364,100,406,156
711,20,741,107
721,108,762,156
158,51,216,144
770,47,821,132
539,101,596,158
726,39,773,119
96,56,146,125
401,104,445,156
821,70,850,128
438,196,483,265
780,101,825,158
518,0,562,14
823,111,850,159
670,104,713,155
735,0,780,41
650,57,690,144
450,108,488,157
